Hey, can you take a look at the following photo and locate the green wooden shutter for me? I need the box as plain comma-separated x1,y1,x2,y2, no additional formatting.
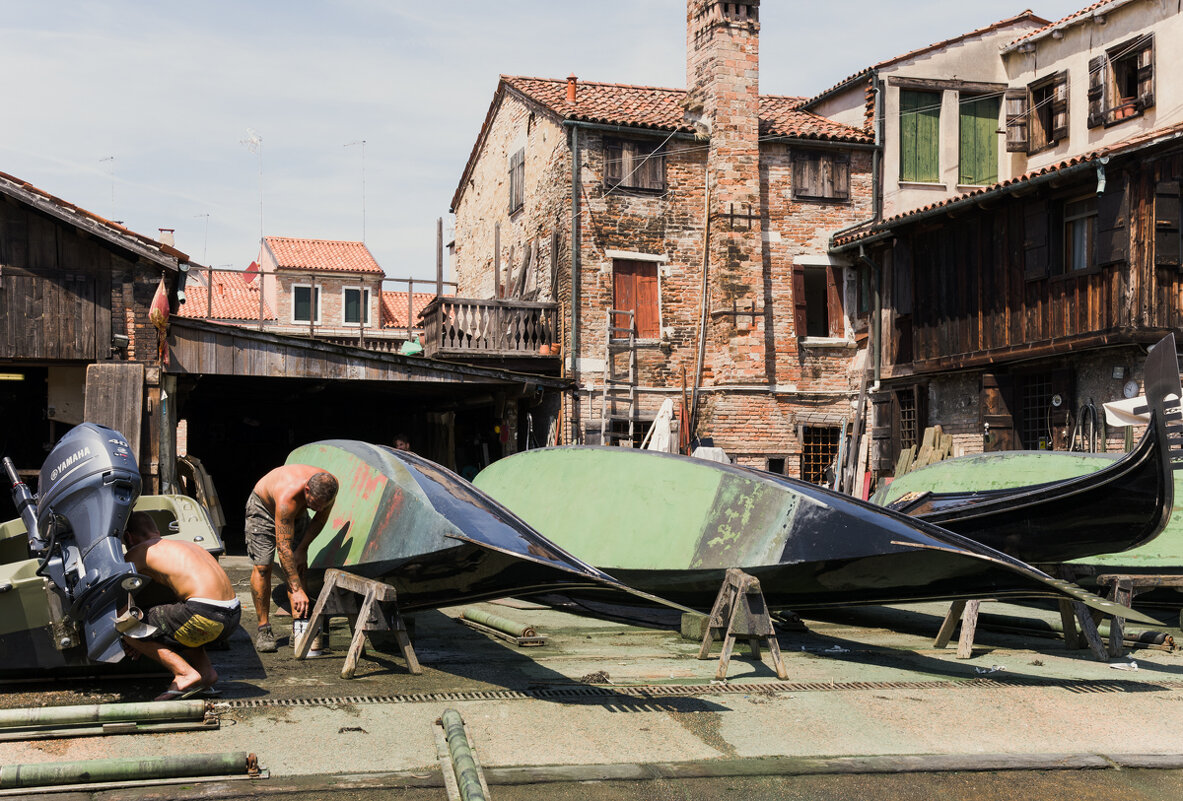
900,90,939,183
959,96,999,185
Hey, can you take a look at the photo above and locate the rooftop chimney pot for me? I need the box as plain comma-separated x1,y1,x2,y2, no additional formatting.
566,74,578,104
158,228,175,247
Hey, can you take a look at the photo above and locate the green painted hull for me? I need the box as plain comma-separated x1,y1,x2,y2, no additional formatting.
473,446,1157,624
289,441,665,611
873,450,1183,571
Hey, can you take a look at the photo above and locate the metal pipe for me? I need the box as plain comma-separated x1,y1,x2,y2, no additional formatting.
441,709,487,801
570,123,582,441
461,608,536,638
691,168,712,438
0,700,205,730
0,752,252,789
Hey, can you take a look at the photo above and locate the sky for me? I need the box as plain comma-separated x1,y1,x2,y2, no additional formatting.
0,1,1089,282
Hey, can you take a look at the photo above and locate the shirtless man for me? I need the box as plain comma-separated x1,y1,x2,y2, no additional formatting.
121,511,240,700
245,465,338,652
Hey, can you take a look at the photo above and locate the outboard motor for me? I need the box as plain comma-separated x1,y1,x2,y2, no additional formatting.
20,423,146,662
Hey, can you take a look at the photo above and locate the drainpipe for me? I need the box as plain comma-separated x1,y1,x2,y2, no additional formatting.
691,168,711,438
568,122,582,442
859,245,881,392
1096,156,1109,194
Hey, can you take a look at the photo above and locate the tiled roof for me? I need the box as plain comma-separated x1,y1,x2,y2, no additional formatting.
263,236,384,275
1005,0,1136,49
502,75,868,143
452,75,872,210
178,273,275,321
381,290,438,328
0,171,189,271
801,11,1049,108
833,120,1183,248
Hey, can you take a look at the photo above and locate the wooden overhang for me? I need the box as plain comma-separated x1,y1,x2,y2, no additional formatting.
167,317,570,389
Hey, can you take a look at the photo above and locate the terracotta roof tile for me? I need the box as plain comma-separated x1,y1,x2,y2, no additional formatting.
801,11,1049,108
1005,0,1128,48
381,290,439,328
502,75,868,143
179,273,276,321
833,120,1183,247
263,236,384,275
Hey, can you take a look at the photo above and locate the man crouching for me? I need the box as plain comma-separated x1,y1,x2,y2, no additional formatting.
121,511,241,700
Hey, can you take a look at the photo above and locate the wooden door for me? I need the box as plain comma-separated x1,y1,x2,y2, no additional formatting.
981,372,1017,451
84,363,145,463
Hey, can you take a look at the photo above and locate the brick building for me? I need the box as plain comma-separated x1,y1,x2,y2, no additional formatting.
450,0,877,482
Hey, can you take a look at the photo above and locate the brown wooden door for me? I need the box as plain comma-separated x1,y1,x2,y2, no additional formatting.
612,260,659,338
84,363,145,462
981,372,1017,451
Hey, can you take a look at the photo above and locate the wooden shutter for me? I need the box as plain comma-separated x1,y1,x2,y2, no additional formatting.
1137,35,1155,110
960,96,999,185
640,144,665,191
826,265,844,337
793,153,819,198
508,149,524,213
900,90,939,183
1023,199,1050,278
1155,180,1182,268
1004,88,1028,152
1050,71,1069,143
981,372,1017,452
792,264,808,338
612,261,636,335
832,154,850,200
1096,174,1129,266
634,263,659,338
1087,55,1107,128
870,390,895,472
604,140,623,187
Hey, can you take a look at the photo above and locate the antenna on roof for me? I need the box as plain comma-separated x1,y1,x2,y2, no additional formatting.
240,129,264,240
344,140,367,242
193,213,210,264
99,156,115,219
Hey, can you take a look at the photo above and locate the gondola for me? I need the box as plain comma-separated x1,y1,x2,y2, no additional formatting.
290,440,680,612
472,444,1157,624
875,334,1183,564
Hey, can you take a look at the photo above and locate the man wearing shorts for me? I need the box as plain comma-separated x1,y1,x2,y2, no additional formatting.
121,511,240,700
245,465,338,652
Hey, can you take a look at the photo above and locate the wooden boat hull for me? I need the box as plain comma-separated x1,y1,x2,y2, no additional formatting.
289,440,670,612
473,446,1156,624
875,335,1183,564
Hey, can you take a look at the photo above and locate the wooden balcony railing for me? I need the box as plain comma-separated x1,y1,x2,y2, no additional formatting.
420,297,559,359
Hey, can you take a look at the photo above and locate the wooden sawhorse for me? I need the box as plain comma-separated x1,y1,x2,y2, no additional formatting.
295,568,422,678
1097,574,1183,652
934,598,1112,661
697,568,788,681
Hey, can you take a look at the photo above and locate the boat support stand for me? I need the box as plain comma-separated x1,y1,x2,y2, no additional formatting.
697,568,788,681
296,569,423,678
935,592,1112,661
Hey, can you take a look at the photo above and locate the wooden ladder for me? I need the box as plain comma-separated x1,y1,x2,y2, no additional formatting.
600,308,638,446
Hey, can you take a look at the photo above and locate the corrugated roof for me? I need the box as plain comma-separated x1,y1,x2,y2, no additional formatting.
178,274,276,321
263,236,384,275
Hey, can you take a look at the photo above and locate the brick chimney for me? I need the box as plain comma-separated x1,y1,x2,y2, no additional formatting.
566,73,578,104
686,1,765,385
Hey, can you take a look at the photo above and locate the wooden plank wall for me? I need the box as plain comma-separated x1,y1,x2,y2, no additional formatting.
900,151,1181,366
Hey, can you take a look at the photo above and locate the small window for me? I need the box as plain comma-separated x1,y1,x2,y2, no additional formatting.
766,457,786,475
1064,196,1098,273
1008,72,1068,154
792,150,850,201
292,284,320,324
343,287,371,326
959,95,999,185
604,139,666,192
508,148,525,214
794,264,845,340
612,259,660,339
899,90,940,183
801,426,841,486
1089,34,1154,127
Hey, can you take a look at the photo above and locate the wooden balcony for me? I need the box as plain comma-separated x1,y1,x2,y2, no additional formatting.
420,297,560,368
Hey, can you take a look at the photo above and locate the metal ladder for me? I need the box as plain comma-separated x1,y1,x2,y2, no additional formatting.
600,308,638,446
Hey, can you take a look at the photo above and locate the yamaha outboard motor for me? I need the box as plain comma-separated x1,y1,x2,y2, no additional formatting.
22,423,146,662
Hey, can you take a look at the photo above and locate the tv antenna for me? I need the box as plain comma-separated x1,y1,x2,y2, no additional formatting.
344,140,367,242
193,213,210,264
99,156,115,219
240,129,264,239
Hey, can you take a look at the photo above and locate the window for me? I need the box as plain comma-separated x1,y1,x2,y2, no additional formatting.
1064,196,1098,273
801,426,840,486
959,95,999,185
899,90,940,183
508,148,525,214
1005,71,1068,153
1155,180,1182,268
343,287,371,326
793,264,844,340
292,284,320,324
792,150,850,201
1089,34,1154,127
604,139,665,192
612,259,660,339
